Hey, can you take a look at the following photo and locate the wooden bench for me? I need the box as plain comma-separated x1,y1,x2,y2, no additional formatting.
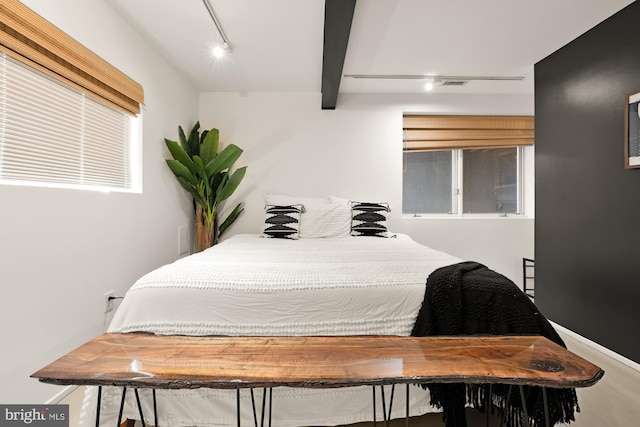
32,333,604,426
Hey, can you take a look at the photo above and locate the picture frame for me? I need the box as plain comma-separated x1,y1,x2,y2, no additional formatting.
625,90,640,169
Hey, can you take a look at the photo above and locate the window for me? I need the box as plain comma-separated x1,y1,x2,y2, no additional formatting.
0,0,144,192
403,150,452,213
0,54,141,192
402,115,533,215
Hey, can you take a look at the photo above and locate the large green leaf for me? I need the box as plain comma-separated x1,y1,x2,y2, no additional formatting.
205,144,243,176
166,159,198,187
165,138,196,175
215,166,247,204
200,128,219,166
219,202,244,237
178,125,189,153
187,122,201,157
200,129,209,145
213,173,229,203
210,172,224,197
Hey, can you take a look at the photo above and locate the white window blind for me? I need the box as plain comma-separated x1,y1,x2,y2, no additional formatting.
0,53,140,192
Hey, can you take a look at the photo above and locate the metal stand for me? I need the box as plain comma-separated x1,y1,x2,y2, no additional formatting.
499,384,513,427
95,386,102,427
115,387,127,426
405,384,410,427
485,383,493,427
372,384,398,427
94,386,157,427
153,389,158,427
134,389,146,427
497,384,552,427
94,382,553,427
237,387,273,427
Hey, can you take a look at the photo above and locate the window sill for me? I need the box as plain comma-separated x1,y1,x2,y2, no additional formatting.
402,213,533,220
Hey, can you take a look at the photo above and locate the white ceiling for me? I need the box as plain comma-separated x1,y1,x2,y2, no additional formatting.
107,0,635,96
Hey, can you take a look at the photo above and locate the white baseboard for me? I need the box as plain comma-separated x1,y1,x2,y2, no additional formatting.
551,321,640,373
46,385,78,404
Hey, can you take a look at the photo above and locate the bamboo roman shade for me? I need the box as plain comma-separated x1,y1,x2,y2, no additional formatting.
0,0,144,115
403,115,534,152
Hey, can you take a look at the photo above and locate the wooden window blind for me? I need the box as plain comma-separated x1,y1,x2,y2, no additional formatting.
403,115,534,152
0,0,144,115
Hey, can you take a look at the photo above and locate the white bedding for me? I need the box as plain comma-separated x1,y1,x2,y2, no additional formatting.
81,233,461,426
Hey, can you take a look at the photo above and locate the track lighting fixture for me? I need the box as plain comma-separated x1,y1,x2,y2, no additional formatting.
202,0,232,56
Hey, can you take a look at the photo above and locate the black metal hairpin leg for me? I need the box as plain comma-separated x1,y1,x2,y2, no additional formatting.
380,386,388,426
371,384,396,427
260,388,266,427
380,384,396,427
391,384,396,422
248,387,273,427
153,389,158,427
372,386,377,427
116,387,127,427
268,388,273,427
237,388,241,427
542,388,550,427
499,384,513,427
95,386,102,427
405,384,410,427
133,389,146,427
519,385,531,427
485,384,492,427
250,388,258,427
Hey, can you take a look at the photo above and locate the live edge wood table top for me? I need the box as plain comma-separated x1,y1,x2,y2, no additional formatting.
31,333,604,390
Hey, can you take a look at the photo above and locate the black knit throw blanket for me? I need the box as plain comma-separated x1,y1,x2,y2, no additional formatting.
411,261,579,427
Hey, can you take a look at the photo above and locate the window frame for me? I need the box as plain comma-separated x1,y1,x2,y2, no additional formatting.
402,146,525,217
0,53,142,193
0,0,144,193
402,114,532,218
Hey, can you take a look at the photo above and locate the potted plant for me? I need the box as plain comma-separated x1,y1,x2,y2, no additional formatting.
164,122,247,251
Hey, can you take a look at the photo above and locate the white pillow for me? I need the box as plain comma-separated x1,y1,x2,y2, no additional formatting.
264,194,350,238
328,195,350,206
302,201,351,238
265,193,329,212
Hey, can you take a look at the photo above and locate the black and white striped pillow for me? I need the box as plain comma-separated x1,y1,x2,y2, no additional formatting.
350,202,390,238
263,205,303,239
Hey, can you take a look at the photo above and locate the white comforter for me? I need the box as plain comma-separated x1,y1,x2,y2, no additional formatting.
82,234,461,426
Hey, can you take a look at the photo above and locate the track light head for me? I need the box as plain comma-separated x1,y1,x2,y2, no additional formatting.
212,42,230,58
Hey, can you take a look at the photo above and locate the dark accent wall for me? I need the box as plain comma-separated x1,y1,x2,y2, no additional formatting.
535,2,640,363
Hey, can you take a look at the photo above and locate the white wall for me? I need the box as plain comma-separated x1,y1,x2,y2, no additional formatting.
0,0,198,404
200,91,534,287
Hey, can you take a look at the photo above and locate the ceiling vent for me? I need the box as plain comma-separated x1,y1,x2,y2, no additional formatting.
441,80,468,86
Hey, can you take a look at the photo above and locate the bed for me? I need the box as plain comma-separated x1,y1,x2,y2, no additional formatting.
80,196,463,426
